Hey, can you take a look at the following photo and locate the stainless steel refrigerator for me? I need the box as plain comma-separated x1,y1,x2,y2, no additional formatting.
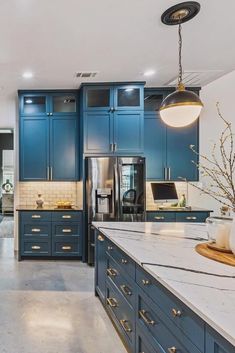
85,156,145,264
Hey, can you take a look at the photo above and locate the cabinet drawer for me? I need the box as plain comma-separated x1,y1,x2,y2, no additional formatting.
136,323,164,353
136,266,204,352
21,223,51,238
52,240,81,256
107,255,135,308
20,211,51,222
146,212,175,222
106,278,135,352
52,223,80,237
175,212,209,223
106,241,135,279
22,241,51,256
137,289,201,353
52,211,82,222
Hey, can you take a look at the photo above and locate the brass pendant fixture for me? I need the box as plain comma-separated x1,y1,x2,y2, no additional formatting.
160,2,203,128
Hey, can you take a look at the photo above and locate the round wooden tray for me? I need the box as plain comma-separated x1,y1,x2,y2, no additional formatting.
195,243,235,267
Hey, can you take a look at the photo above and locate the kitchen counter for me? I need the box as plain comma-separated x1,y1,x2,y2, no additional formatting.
93,221,235,347
16,205,83,211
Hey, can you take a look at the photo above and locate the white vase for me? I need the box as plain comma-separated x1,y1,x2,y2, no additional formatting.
229,213,235,255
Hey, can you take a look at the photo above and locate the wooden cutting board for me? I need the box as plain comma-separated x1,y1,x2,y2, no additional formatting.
195,243,235,267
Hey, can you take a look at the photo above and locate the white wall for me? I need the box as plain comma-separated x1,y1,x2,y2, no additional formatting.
191,69,235,215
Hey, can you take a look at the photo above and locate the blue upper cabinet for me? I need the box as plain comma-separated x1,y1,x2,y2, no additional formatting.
83,111,113,154
20,117,49,180
144,88,200,181
81,82,145,155
19,90,79,181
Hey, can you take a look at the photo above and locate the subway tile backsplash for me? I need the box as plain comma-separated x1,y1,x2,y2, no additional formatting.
18,181,83,208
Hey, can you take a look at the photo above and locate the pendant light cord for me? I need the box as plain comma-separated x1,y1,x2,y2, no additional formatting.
178,22,183,86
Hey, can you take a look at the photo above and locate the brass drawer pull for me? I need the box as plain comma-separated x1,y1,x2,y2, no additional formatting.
107,297,118,308
62,229,72,233
31,228,41,232
121,258,128,264
186,216,197,220
142,279,151,285
154,216,165,220
62,246,72,250
168,347,177,353
107,245,113,250
98,234,105,242
107,268,117,277
62,215,72,219
120,319,132,333
139,310,155,326
31,245,41,250
31,215,41,219
120,284,132,296
172,308,182,317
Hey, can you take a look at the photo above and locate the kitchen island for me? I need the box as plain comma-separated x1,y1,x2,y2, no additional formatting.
93,222,235,353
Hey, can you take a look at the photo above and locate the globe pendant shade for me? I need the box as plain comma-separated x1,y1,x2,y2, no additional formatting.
159,88,203,127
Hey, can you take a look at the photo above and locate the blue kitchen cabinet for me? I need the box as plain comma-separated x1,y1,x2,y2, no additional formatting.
167,121,199,181
206,326,234,353
81,83,145,155
50,116,78,180
144,115,166,180
20,117,49,180
95,232,107,304
19,90,79,181
83,111,113,154
144,88,200,181
113,111,144,154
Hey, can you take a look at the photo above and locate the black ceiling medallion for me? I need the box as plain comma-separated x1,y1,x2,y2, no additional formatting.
161,1,201,25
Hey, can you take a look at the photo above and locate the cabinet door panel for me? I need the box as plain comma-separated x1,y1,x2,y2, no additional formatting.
84,112,113,154
144,116,167,180
167,121,199,181
20,94,48,116
20,118,49,180
50,117,78,180
95,232,107,304
51,93,77,115
114,85,144,110
84,86,112,110
114,111,144,154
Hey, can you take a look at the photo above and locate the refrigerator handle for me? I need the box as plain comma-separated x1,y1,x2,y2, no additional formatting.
114,162,120,221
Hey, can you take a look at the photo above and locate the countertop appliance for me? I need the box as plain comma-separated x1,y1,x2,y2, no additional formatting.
85,156,145,264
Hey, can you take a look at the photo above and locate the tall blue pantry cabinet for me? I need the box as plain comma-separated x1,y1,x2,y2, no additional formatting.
19,90,79,181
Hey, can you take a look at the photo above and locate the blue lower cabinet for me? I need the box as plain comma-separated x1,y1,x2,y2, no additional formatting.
95,232,108,304
206,326,234,353
136,323,163,353
147,211,211,223
136,288,202,353
106,278,135,353
175,211,210,223
146,212,176,222
19,211,82,259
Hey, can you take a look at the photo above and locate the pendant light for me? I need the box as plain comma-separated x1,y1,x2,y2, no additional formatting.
160,2,203,128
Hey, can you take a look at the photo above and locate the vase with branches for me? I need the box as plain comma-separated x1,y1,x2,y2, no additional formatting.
180,103,235,254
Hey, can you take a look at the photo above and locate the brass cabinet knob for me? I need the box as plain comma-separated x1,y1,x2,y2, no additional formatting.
120,284,132,296
31,228,41,232
97,234,105,242
62,246,72,250
139,310,155,326
142,279,151,285
186,216,197,220
62,229,72,233
107,268,117,277
172,308,182,317
31,215,41,219
121,258,128,264
107,245,113,250
168,347,177,353
62,215,72,219
31,246,41,250
154,216,165,220
120,319,132,333
107,297,118,308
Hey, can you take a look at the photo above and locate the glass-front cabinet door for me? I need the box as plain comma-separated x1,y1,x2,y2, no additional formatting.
20,94,48,116
51,93,77,115
84,86,112,111
114,85,143,110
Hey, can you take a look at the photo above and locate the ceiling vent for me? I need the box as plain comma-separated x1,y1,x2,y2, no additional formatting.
76,71,99,78
165,70,223,86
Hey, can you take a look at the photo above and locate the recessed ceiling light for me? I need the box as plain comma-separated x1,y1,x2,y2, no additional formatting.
143,70,156,77
22,71,34,79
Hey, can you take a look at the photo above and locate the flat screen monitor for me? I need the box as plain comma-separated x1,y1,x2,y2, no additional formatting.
151,182,178,202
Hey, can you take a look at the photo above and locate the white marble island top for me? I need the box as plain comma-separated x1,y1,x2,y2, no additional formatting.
93,222,235,347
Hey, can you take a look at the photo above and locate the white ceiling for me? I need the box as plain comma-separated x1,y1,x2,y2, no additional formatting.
0,0,235,97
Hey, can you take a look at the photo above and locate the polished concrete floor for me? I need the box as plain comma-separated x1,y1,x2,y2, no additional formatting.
0,239,126,353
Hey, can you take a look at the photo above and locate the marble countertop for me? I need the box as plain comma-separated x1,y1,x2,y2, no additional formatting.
93,221,235,346
16,205,83,211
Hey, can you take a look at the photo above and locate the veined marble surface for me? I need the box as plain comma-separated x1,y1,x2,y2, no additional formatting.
93,221,235,347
